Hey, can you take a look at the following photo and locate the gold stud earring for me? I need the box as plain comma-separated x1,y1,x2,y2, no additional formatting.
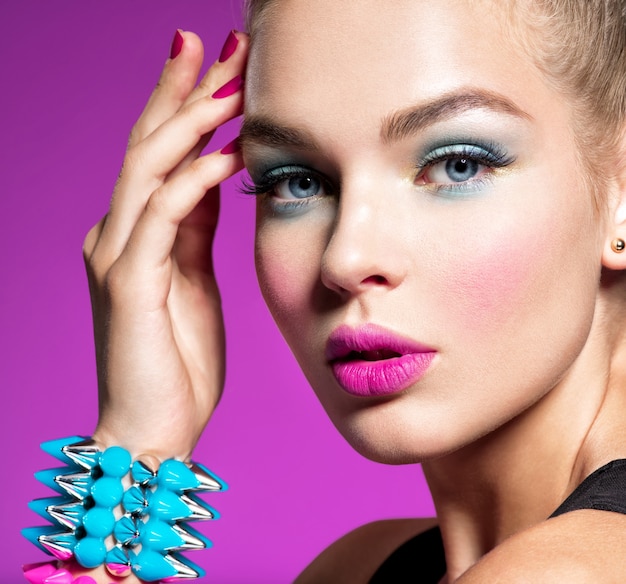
611,238,626,253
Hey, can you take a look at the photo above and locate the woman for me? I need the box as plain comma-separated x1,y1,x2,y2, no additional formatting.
23,0,626,582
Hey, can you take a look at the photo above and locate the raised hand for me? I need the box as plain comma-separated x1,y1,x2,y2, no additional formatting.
83,30,247,461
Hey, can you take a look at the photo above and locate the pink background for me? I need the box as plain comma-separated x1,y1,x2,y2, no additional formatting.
2,2,433,582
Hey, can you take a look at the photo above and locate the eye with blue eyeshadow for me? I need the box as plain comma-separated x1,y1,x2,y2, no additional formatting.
240,164,331,211
416,142,515,194
241,140,514,208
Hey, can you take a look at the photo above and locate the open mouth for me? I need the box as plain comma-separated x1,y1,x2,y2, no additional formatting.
325,324,437,396
341,349,402,362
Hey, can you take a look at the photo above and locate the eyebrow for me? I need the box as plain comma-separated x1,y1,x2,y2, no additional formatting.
239,89,532,150
381,89,532,143
239,117,320,151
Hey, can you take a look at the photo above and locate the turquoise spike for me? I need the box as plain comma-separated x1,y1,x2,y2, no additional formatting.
170,523,211,551
114,515,140,546
179,492,219,521
156,460,201,492
166,552,206,580
122,485,148,516
34,468,76,494
28,496,72,523
55,471,93,500
62,441,101,471
131,460,157,486
40,436,86,464
22,525,62,555
189,462,228,492
145,488,194,522
131,549,205,582
106,545,132,578
47,500,86,530
38,530,77,561
130,548,178,582
138,518,187,552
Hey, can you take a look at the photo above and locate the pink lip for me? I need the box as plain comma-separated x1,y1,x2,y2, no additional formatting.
326,324,437,397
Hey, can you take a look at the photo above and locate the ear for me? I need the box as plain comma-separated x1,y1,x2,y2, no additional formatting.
602,130,626,270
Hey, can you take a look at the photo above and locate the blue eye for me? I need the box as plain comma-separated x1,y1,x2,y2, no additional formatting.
417,143,513,193
240,165,329,212
441,158,481,183
275,175,324,200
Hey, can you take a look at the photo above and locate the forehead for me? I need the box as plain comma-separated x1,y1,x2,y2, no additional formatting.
245,0,554,141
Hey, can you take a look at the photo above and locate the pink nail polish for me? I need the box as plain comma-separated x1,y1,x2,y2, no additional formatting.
23,562,56,584
219,30,239,63
212,75,243,99
170,29,183,59
44,568,73,583
221,138,241,155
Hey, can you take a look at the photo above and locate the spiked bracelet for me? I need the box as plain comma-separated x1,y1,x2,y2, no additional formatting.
23,437,226,582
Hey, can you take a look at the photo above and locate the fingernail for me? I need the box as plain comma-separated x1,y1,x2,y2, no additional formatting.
219,30,239,63
221,138,241,155
170,29,184,59
212,75,243,99
44,568,73,583
23,562,56,584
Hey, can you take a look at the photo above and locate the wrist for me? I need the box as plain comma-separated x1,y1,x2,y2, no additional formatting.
24,436,226,582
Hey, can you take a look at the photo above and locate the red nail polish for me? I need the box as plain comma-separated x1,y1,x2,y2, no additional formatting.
212,75,243,99
170,30,183,59
219,30,239,63
221,138,241,155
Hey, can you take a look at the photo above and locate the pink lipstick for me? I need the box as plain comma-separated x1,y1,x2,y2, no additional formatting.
326,324,436,397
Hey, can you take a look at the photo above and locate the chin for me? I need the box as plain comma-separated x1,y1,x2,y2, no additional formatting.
326,403,464,465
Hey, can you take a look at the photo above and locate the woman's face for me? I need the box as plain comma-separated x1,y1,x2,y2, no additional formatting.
242,0,607,462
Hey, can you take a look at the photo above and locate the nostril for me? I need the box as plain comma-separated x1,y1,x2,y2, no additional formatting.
362,275,387,285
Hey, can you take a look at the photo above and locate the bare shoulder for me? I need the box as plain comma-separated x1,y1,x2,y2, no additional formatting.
458,510,626,583
294,517,438,584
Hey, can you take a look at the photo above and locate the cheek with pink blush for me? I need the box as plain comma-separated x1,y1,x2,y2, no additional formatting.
435,226,550,333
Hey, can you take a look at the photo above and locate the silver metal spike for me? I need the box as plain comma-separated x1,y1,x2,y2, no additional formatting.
188,463,224,491
38,531,76,561
47,500,85,530
54,471,92,500
170,524,207,551
62,439,100,470
163,553,202,579
179,494,215,521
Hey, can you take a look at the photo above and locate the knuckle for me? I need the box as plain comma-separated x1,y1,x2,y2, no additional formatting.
82,224,100,261
145,187,169,219
104,259,130,299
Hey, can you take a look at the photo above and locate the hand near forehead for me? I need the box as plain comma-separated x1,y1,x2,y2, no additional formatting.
83,30,247,461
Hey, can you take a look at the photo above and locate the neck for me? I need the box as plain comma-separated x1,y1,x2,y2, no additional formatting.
424,284,626,580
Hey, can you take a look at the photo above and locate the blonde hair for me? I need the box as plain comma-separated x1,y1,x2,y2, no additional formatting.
508,0,626,199
244,0,626,195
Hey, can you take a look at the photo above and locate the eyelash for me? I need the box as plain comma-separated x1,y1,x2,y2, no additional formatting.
416,142,514,194
240,142,514,204
239,166,332,213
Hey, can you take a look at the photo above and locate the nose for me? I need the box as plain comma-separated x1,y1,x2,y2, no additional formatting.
320,185,408,297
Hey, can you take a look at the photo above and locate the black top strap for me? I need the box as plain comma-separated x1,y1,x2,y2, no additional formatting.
369,459,626,582
369,526,445,583
550,459,626,517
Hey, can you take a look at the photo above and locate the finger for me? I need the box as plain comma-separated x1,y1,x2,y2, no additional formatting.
128,31,204,149
163,32,249,179
109,145,244,306
96,87,243,263
184,31,249,108
175,184,220,279
129,30,248,149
